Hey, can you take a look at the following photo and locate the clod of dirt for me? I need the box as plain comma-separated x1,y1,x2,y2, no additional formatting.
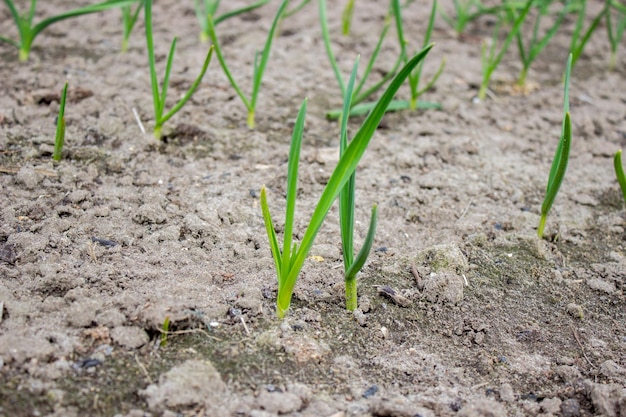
584,380,626,417
110,326,149,349
140,359,228,412
415,243,468,273
256,390,303,414
586,277,617,294
457,398,506,417
422,272,464,304
370,395,434,417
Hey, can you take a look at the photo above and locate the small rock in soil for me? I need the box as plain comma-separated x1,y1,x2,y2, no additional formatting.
586,278,616,294
110,326,149,349
376,285,412,307
566,303,583,319
457,398,506,417
585,381,626,417
499,383,515,402
422,272,464,304
560,398,580,417
600,360,626,378
540,397,562,414
256,391,303,414
415,243,468,273
141,359,227,412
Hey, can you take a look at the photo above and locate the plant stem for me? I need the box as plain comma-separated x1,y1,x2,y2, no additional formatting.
345,277,357,310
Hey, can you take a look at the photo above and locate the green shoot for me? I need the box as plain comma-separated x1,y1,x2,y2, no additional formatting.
338,58,377,311
538,53,573,238
606,0,626,70
260,45,434,318
614,150,626,206
569,0,606,70
320,0,406,109
395,0,445,110
207,0,288,129
194,0,270,43
508,0,568,86
478,0,531,101
283,0,311,18
144,0,213,140
52,82,68,162
0,0,139,61
439,0,501,37
326,100,441,120
120,0,144,52
160,315,170,347
342,0,356,35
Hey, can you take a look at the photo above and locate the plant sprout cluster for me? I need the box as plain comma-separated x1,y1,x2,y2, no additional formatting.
1,0,625,318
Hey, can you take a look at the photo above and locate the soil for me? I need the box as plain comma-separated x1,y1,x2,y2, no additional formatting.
0,0,625,416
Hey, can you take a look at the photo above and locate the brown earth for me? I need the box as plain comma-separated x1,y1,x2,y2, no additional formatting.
0,0,625,416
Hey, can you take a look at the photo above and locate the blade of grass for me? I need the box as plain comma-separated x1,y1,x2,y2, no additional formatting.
326,99,441,120
53,81,68,162
606,0,626,70
342,0,356,35
614,150,626,206
538,53,573,238
569,0,606,69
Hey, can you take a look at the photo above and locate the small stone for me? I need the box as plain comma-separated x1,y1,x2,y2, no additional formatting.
141,360,226,412
561,398,580,417
353,309,367,326
499,383,515,402
541,397,562,414
133,204,167,224
257,391,302,414
110,326,149,349
600,360,625,378
358,295,371,313
16,165,41,190
566,303,583,319
457,398,506,417
66,190,91,204
422,272,464,304
555,365,582,383
586,278,616,294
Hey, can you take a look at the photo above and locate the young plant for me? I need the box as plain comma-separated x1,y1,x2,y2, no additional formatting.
206,0,288,129
320,0,405,111
144,0,213,139
342,0,356,35
478,0,532,100
394,0,446,110
194,0,270,42
508,0,569,86
338,59,378,311
120,0,144,52
260,45,434,318
569,0,606,70
606,0,626,70
160,315,170,347
52,82,68,162
439,0,501,37
0,0,139,61
614,150,626,205
537,53,573,238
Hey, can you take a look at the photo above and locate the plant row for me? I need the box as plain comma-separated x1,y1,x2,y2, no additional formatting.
1,0,625,318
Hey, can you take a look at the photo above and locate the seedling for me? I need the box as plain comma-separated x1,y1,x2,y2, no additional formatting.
478,0,531,100
508,0,569,86
538,53,573,238
569,0,606,70
144,0,213,139
0,0,139,61
394,0,445,110
194,0,270,42
342,0,356,35
260,45,434,318
120,0,144,52
52,82,68,162
439,0,500,37
614,150,626,205
207,0,288,129
160,315,170,347
606,0,626,70
320,0,405,110
338,59,377,311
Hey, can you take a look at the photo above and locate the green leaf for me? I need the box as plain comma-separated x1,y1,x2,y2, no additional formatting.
614,150,626,206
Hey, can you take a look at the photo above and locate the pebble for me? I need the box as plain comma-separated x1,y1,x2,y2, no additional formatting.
560,398,580,417
499,383,515,402
256,391,302,414
566,303,583,319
